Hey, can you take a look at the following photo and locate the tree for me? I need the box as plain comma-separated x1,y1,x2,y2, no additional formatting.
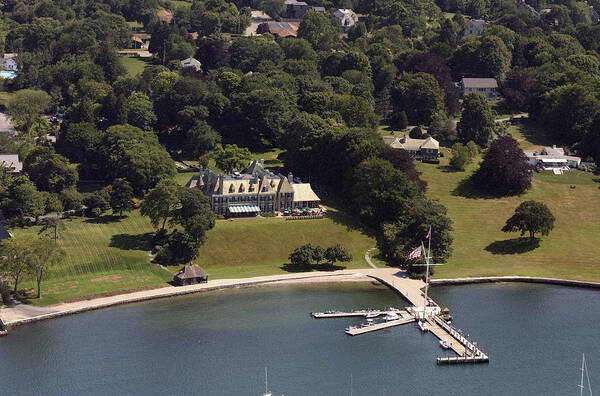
289,243,315,267
472,135,532,196
39,215,64,243
140,179,180,231
161,230,201,264
98,124,176,192
390,73,445,125
297,9,340,51
324,244,352,265
379,199,453,269
312,245,325,265
449,142,471,171
211,144,252,173
346,158,419,227
6,89,51,137
109,178,135,217
8,180,45,222
258,0,285,19
502,200,555,242
28,238,64,298
457,93,496,147
477,35,512,80
184,120,221,158
127,92,156,132
170,188,216,243
0,238,33,292
23,147,78,193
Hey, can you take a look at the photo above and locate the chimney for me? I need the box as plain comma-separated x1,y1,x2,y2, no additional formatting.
260,158,264,166
288,172,293,183
552,145,556,149
218,175,223,194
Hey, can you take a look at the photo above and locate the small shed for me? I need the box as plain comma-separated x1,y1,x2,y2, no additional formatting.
173,264,208,286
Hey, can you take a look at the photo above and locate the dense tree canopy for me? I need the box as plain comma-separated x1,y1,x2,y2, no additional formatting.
472,136,532,196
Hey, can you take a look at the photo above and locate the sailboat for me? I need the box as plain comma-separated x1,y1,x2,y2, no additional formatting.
578,353,593,396
262,367,272,396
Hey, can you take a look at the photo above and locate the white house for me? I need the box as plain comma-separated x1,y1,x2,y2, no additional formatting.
462,19,487,38
332,9,358,29
524,145,581,173
459,78,499,101
1,53,17,72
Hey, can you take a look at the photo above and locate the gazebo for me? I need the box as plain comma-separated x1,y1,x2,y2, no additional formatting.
173,264,208,286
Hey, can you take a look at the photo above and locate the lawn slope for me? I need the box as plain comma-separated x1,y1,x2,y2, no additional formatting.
417,149,600,282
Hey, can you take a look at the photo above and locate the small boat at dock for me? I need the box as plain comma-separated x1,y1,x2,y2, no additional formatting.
383,312,399,321
439,340,450,349
418,320,429,332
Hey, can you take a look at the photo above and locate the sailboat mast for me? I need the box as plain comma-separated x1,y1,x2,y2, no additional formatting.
580,353,585,396
265,367,268,395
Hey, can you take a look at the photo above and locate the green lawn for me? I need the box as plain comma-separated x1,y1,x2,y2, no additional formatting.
10,212,172,306
416,135,600,282
10,206,376,305
120,56,149,77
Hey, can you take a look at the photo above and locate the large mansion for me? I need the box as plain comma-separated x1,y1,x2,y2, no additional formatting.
189,160,320,216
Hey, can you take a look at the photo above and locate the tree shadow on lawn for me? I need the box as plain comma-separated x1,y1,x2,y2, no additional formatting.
280,263,346,273
110,232,154,251
84,215,122,224
518,120,555,148
324,204,378,239
452,176,525,200
439,165,462,173
485,237,540,255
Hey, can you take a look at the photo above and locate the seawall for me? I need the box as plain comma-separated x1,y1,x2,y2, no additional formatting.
431,276,600,289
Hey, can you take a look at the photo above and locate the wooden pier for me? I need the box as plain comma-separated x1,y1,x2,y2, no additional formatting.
309,269,490,365
345,317,415,335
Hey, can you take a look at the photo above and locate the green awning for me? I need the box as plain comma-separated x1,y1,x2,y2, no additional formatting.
228,205,260,213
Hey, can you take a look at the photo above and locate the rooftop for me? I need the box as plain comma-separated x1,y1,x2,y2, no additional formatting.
461,78,498,89
174,264,207,280
0,153,22,172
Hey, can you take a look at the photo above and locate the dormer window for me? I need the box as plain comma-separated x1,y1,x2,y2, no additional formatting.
229,184,235,193
239,184,245,193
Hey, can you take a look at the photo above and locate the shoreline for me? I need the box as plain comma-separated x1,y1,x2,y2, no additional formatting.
2,271,599,332
430,276,600,289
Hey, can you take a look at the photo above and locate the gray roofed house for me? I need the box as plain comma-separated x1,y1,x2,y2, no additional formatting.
180,57,202,72
173,264,208,286
462,19,487,37
524,145,581,172
517,0,540,17
0,154,22,173
332,9,358,29
383,135,440,161
282,0,309,19
459,77,499,101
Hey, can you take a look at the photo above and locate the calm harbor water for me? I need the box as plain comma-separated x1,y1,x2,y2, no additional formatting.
0,282,598,395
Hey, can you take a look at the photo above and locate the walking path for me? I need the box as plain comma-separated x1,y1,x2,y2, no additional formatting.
0,268,426,328
364,248,378,269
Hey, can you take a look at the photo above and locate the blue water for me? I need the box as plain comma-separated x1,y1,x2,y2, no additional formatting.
0,282,598,395
0,71,16,79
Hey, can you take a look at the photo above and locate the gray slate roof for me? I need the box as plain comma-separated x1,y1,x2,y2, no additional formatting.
174,264,208,280
461,78,498,89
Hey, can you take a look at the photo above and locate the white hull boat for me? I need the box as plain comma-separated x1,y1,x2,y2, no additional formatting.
418,320,429,332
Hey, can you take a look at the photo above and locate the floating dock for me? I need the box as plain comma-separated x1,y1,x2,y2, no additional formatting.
436,356,489,365
311,308,404,319
345,317,415,335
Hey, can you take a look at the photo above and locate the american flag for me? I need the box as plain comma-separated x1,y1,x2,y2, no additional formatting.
407,246,422,260
425,226,431,240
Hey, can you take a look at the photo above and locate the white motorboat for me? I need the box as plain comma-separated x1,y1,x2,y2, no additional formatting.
384,312,400,321
418,320,429,332
365,312,379,319
439,340,450,349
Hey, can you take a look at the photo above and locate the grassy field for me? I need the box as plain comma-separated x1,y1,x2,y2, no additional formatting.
120,56,150,77
416,134,600,282
10,206,377,305
10,212,171,306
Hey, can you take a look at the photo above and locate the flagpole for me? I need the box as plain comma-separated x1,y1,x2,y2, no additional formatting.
421,241,429,319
